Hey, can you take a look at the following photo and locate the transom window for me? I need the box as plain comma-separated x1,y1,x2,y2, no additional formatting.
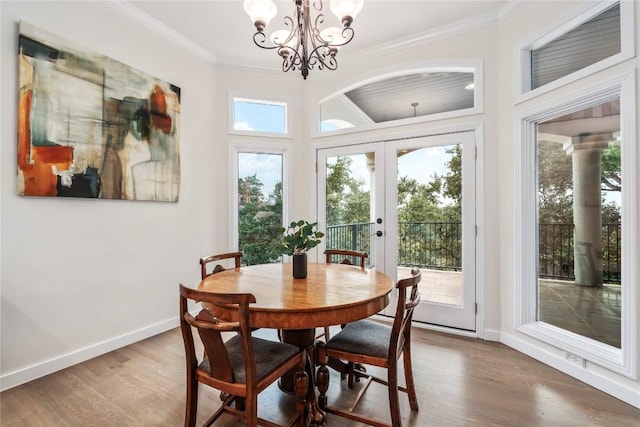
531,2,620,90
230,96,289,136
518,1,633,100
316,63,482,136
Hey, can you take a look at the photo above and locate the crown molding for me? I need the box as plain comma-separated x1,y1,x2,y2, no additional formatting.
105,0,527,70
103,0,217,65
216,61,283,76
498,0,527,22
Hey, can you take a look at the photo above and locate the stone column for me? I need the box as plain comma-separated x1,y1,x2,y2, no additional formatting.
563,134,610,287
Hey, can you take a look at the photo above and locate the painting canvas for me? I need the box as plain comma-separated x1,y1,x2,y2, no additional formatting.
17,21,181,201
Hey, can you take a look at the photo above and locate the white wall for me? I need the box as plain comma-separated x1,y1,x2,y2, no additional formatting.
0,0,220,389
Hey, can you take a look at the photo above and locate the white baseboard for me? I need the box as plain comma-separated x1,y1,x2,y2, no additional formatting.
501,331,640,409
482,328,502,342
0,317,179,392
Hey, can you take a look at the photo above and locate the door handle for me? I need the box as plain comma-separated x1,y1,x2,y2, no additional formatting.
373,230,383,237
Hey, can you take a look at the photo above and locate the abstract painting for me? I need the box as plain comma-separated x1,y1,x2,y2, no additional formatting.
17,21,181,201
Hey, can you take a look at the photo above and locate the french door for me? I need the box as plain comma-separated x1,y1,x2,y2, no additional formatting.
317,132,476,331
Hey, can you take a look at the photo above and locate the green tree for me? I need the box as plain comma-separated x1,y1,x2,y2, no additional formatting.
440,144,462,206
326,156,370,225
238,175,283,265
601,137,621,192
397,145,462,223
325,156,371,254
537,140,574,223
396,146,463,269
397,176,441,222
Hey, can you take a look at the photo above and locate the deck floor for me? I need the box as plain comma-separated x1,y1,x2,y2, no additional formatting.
405,268,621,347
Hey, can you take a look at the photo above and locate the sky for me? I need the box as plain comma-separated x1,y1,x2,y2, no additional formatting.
238,152,282,198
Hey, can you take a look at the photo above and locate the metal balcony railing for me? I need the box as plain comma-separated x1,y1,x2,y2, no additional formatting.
325,222,462,271
538,223,621,284
326,221,622,284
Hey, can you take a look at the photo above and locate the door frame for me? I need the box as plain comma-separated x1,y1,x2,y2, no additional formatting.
311,122,486,338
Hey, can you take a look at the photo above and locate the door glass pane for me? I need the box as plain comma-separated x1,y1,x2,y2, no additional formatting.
536,98,621,348
397,145,463,306
324,153,374,267
238,152,283,265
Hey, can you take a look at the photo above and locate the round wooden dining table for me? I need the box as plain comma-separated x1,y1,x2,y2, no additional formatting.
197,261,393,426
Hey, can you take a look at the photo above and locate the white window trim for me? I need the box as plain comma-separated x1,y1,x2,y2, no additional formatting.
230,141,292,252
515,72,637,378
228,92,292,138
312,59,484,138
515,0,634,104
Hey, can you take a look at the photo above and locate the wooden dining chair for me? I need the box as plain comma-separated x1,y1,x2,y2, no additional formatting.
179,284,308,427
315,268,421,427
324,249,368,269
200,251,243,280
319,249,369,341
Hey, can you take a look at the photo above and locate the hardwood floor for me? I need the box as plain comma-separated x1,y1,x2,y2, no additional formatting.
2,326,639,426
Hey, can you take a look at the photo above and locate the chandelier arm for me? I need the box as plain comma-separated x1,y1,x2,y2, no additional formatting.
252,31,279,50
306,12,337,71
308,45,338,71
278,15,298,46
282,44,303,72
332,27,355,47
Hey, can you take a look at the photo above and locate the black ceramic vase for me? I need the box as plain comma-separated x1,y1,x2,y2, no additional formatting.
292,253,307,279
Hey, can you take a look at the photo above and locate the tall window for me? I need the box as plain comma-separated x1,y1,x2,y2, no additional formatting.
237,152,284,265
536,99,621,348
516,74,637,378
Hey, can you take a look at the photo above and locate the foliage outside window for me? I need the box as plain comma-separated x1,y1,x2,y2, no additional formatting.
324,147,462,271
238,153,284,265
397,146,462,271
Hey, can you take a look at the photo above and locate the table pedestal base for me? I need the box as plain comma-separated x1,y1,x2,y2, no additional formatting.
279,328,326,427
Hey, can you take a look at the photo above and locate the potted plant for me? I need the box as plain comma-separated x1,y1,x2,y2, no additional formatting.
280,220,325,278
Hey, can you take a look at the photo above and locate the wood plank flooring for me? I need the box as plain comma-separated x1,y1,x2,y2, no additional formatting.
2,327,639,426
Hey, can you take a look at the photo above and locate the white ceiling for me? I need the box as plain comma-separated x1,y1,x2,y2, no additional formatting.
123,0,510,68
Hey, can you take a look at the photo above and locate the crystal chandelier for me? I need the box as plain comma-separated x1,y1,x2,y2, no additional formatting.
243,0,364,79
